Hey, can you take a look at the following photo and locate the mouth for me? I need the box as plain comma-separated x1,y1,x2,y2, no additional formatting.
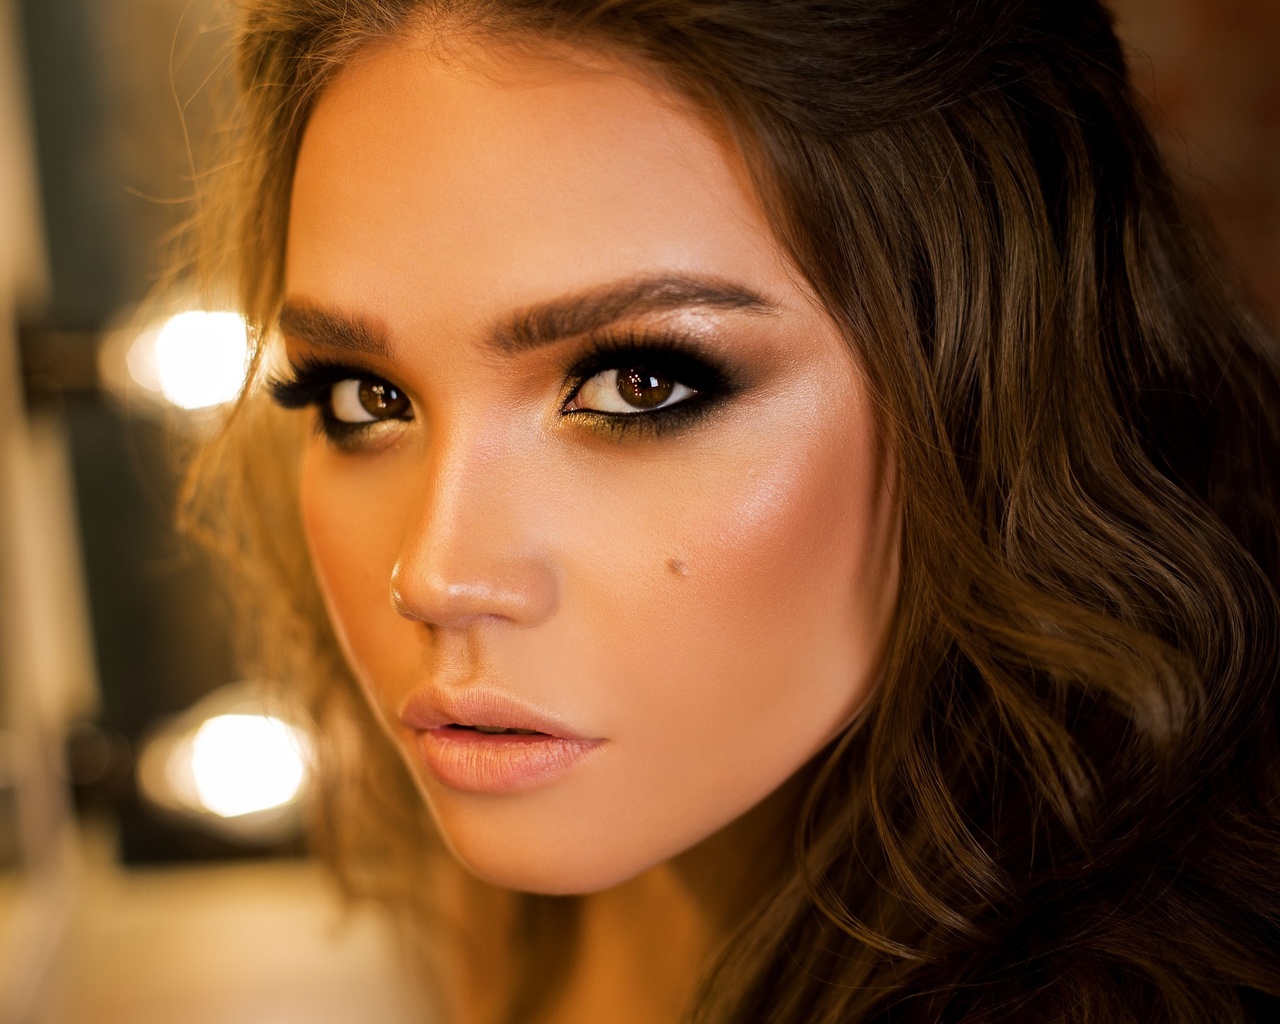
400,685,586,737
442,724,547,736
400,688,603,794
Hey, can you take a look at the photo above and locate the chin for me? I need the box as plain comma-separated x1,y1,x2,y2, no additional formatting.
417,775,716,895
436,819,657,895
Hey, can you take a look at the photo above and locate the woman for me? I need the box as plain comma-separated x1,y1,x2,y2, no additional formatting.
186,0,1280,1020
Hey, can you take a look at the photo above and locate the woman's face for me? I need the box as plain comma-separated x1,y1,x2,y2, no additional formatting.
283,34,900,894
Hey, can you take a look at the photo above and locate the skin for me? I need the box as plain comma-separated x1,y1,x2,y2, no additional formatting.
283,31,900,1023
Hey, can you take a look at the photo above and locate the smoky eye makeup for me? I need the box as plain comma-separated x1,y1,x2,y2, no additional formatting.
268,355,414,448
267,330,743,448
559,332,740,437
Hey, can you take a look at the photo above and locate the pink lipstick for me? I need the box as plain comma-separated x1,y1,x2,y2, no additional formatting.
400,688,603,794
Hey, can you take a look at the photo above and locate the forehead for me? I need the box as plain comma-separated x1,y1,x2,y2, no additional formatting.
285,35,788,332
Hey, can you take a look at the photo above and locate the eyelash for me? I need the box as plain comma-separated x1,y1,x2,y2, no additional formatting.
267,355,403,448
267,333,737,446
561,332,736,437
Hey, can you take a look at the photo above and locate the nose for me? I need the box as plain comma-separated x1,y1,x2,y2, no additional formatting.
390,430,558,631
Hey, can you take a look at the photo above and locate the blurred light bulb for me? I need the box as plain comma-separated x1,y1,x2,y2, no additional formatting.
188,714,308,818
127,310,250,410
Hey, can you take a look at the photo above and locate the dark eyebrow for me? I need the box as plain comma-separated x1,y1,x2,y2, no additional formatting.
277,302,391,358
278,274,776,360
490,274,777,354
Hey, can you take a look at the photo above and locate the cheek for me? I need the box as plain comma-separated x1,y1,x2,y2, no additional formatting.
298,445,419,705
601,403,892,694
552,399,898,857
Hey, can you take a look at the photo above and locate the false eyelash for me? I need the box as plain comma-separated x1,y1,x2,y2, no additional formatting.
565,331,734,393
267,331,739,447
267,355,379,410
560,330,739,436
268,355,414,449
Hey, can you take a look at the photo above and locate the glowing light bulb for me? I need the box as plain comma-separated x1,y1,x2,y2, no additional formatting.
133,310,250,410
188,714,309,818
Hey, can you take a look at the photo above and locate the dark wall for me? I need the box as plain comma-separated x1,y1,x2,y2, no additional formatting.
17,0,248,862
1113,0,1280,324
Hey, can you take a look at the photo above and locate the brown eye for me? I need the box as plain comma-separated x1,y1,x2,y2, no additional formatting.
570,368,696,416
358,380,409,417
331,378,411,423
616,367,675,409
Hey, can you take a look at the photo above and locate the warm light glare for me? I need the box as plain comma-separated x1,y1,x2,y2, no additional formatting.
189,714,308,818
134,310,250,410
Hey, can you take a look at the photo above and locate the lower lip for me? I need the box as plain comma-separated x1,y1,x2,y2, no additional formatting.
414,728,602,794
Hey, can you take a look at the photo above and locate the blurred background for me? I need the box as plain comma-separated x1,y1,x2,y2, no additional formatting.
0,0,1275,1021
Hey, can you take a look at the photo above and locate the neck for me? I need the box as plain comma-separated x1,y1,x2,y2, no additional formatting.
538,774,804,1024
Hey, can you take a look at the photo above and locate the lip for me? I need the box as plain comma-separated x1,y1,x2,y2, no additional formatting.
400,687,603,795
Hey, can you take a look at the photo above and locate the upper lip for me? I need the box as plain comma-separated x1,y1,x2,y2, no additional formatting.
399,686,591,741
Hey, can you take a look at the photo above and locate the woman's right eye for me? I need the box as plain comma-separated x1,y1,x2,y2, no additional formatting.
268,362,415,447
328,378,412,423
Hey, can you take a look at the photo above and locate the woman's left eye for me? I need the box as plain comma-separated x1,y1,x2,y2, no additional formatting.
566,367,698,415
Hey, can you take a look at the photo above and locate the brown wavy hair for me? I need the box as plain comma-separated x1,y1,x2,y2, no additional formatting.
184,1,1280,1020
